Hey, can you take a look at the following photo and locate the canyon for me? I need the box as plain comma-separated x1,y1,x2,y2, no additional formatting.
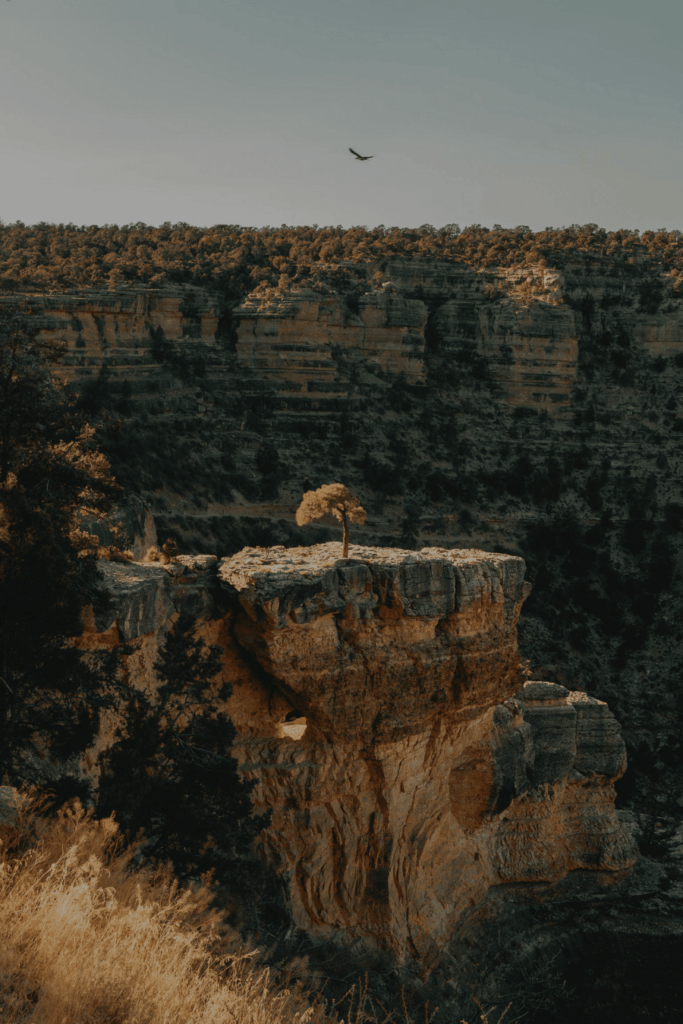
7,238,683,1018
15,257,683,816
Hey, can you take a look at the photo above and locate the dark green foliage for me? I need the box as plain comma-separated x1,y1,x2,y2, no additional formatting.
0,303,121,791
363,452,403,495
400,498,422,549
256,441,279,475
424,470,457,503
664,502,683,531
458,507,475,535
638,278,664,314
513,406,538,419
76,364,114,415
97,614,268,879
150,325,173,363
0,480,119,790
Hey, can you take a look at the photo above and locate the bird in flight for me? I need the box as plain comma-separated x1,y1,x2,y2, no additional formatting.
349,148,374,161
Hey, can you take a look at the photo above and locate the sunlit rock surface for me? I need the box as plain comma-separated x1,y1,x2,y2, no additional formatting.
234,286,428,385
216,544,636,964
85,543,636,966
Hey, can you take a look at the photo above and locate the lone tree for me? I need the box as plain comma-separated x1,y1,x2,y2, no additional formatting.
296,483,366,557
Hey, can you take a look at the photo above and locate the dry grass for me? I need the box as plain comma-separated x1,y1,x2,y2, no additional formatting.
0,794,437,1024
0,794,331,1024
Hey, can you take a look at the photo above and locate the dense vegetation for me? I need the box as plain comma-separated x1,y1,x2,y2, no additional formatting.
1,220,683,298
0,302,121,795
0,303,264,882
2,221,683,1020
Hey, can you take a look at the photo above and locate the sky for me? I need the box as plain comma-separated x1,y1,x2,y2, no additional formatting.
1,0,681,231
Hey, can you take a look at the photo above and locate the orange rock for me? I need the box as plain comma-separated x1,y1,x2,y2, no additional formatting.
83,543,636,967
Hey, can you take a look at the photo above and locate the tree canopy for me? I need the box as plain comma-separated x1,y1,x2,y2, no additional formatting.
97,614,267,880
1,221,682,299
296,483,366,557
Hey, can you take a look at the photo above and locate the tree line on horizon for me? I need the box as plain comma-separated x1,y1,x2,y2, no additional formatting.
0,220,682,299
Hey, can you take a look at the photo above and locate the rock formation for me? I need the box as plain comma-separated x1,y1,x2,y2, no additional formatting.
235,285,428,388
85,543,636,968
11,259,683,832
32,285,220,382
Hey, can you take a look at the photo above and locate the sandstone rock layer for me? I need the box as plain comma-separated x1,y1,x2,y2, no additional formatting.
216,545,636,964
83,544,636,966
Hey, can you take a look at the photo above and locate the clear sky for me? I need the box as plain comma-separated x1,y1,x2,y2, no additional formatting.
1,0,681,231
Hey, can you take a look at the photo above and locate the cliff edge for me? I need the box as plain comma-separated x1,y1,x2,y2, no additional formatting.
215,544,635,965
82,543,636,969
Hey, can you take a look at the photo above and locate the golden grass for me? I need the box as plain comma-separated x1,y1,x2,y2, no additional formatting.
0,794,330,1024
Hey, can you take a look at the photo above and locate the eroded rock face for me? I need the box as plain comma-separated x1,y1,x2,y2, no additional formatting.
28,286,220,382
84,544,636,968
234,286,428,387
83,555,219,642
220,543,528,743
215,545,636,964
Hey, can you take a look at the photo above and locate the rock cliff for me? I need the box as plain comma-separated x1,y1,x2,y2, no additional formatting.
9,253,683,888
85,544,636,969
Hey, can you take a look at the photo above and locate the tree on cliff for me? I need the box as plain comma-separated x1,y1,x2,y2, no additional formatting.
96,615,268,880
295,483,366,557
0,302,121,796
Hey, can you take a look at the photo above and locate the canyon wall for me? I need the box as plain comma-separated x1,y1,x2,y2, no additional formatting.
7,247,683,1016
13,258,682,429
10,257,683,885
2,262,584,415
2,287,222,418
84,544,636,969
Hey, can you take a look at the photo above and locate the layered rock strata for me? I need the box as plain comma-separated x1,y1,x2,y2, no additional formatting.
234,286,428,389
217,545,635,964
232,264,582,416
2,286,220,393
85,544,636,968
12,256,683,428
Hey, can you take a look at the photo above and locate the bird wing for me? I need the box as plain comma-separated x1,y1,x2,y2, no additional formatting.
349,148,362,158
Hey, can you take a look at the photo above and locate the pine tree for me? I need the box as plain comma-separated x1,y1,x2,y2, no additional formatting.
295,483,366,557
0,302,121,798
97,615,267,880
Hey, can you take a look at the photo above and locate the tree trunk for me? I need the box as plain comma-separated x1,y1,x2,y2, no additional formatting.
342,513,349,558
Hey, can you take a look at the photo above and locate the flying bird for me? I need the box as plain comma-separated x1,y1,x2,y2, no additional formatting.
349,148,374,161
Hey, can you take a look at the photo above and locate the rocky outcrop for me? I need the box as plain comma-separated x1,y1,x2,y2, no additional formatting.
85,543,636,969
217,545,635,964
89,554,219,641
80,496,158,561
